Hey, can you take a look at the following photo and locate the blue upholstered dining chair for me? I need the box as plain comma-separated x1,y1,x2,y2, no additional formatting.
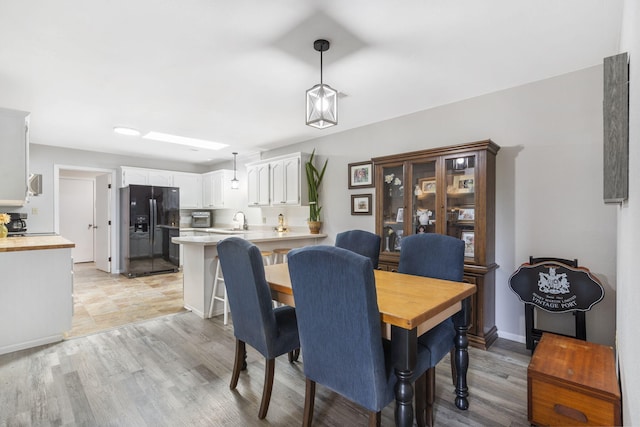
216,237,300,420
288,245,431,427
398,233,465,427
335,229,382,269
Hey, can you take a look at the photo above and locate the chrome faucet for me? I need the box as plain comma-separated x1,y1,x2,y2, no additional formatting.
233,211,248,230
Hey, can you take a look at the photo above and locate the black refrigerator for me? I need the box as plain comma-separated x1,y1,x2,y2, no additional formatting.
120,184,180,278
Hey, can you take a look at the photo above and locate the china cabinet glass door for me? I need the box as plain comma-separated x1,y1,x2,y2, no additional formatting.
445,154,476,261
381,164,404,253
411,160,437,235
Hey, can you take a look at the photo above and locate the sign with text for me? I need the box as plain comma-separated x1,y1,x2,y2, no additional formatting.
509,261,604,313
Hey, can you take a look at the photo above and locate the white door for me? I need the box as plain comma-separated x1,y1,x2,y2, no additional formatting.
95,173,111,272
60,178,94,263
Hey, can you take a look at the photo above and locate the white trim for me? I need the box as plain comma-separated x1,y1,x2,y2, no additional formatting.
497,330,526,344
54,165,119,272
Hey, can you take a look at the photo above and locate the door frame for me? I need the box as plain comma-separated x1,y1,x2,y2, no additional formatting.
54,165,118,272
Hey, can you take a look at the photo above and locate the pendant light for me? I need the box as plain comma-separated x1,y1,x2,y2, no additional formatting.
231,152,239,189
306,39,338,129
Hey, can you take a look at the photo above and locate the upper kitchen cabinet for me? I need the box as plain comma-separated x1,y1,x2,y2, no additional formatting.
120,166,173,187
270,154,309,206
0,108,30,206
246,162,270,206
173,172,202,209
246,153,309,207
372,140,500,349
202,170,241,209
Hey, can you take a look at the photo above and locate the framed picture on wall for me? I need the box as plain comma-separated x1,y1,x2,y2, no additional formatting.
348,161,374,188
351,194,372,215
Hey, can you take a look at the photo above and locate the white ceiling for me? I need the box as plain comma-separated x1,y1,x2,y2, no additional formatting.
0,0,624,165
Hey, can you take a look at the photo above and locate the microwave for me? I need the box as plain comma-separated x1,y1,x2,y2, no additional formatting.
191,211,211,228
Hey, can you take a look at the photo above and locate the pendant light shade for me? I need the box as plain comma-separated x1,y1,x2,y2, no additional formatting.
306,39,338,129
231,152,239,189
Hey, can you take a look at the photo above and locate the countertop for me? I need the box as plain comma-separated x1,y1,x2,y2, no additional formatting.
0,235,75,252
172,230,327,246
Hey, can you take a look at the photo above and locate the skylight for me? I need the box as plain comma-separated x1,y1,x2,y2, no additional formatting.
142,131,228,150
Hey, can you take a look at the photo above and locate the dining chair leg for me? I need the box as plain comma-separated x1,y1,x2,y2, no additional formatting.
368,411,381,427
426,367,436,427
230,339,245,390
288,348,300,363
258,358,275,419
415,372,427,427
303,378,316,427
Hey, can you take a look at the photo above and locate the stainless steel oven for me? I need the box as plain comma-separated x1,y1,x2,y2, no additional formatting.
191,211,211,228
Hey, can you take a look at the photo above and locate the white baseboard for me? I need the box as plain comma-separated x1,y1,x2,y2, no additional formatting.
498,330,526,344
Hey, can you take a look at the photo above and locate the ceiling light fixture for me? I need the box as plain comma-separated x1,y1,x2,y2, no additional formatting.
142,131,228,150
231,152,239,190
306,39,338,129
113,126,141,136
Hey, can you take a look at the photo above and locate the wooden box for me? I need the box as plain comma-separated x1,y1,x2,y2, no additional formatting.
528,333,621,426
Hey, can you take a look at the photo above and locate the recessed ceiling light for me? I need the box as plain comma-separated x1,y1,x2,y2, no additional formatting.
143,131,228,150
113,126,141,136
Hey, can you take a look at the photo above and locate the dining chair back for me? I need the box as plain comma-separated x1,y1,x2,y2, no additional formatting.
398,233,465,426
335,229,381,269
217,237,300,419
288,245,430,426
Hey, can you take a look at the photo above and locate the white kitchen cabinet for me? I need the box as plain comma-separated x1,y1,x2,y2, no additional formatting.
246,163,268,206
121,167,148,186
246,163,270,206
148,170,173,186
1,247,73,355
247,153,309,207
202,170,241,209
0,108,29,206
270,155,305,206
173,172,202,209
120,167,174,187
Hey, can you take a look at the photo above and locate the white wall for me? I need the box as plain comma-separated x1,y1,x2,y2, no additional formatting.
617,0,639,423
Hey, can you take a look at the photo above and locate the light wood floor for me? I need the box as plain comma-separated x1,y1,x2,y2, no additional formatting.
68,262,186,338
0,310,531,426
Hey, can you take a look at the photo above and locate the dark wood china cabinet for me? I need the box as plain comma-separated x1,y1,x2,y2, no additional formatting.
372,140,499,349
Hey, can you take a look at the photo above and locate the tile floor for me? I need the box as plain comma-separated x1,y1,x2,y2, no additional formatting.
68,262,186,337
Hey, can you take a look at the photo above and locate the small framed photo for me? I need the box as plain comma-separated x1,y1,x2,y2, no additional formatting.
420,179,436,194
396,207,404,222
453,174,475,193
457,207,475,221
351,194,372,215
461,231,475,258
348,161,374,189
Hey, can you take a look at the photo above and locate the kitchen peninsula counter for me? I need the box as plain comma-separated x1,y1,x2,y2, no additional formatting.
0,235,75,355
173,230,327,318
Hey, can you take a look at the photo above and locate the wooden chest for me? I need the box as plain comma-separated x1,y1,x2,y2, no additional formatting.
527,333,621,426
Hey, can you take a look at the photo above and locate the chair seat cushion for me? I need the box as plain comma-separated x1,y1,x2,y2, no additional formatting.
417,317,455,366
272,306,300,356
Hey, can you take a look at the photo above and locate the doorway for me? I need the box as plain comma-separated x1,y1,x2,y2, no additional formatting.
55,166,116,273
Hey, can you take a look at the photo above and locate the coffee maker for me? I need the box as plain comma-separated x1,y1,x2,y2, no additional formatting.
6,212,27,235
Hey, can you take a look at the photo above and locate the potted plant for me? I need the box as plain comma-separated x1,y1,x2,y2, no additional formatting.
305,149,328,234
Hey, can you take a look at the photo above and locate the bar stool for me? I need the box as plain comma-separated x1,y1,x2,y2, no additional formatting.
209,255,229,324
209,251,274,325
273,248,292,264
260,250,274,265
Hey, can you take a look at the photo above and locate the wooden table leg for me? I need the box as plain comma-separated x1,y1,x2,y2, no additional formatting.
392,325,417,427
454,297,471,410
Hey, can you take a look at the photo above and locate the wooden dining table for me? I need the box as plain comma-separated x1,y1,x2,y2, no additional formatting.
264,263,477,427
